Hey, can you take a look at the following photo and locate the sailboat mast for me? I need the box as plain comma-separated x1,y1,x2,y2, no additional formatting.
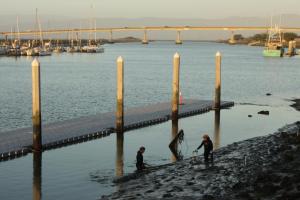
10,26,13,45
35,8,38,44
16,16,21,46
36,8,44,47
94,18,97,43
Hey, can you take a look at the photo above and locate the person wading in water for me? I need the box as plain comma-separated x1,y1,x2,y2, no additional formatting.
196,134,213,162
136,146,146,171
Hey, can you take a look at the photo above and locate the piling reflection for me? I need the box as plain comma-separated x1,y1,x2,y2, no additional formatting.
169,119,184,162
115,133,124,177
33,151,42,200
170,119,179,162
213,110,221,150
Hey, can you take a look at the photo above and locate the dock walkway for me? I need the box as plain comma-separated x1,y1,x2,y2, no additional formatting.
0,99,233,161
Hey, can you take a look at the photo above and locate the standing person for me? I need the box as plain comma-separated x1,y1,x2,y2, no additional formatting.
136,146,146,171
196,134,213,162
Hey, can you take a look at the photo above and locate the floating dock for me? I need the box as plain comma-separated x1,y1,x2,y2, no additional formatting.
0,99,233,161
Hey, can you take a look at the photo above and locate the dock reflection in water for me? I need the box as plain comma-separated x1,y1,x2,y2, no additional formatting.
33,152,42,200
213,110,221,150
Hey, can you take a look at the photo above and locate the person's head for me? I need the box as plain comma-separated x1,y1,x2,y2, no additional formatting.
203,134,210,141
139,146,146,153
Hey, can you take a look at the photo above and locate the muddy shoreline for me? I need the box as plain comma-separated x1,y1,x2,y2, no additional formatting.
101,122,300,200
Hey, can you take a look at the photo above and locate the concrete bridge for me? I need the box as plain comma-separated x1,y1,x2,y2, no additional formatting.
1,26,300,44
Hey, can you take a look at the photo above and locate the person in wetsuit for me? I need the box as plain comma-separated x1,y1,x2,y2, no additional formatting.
196,134,213,162
136,146,146,171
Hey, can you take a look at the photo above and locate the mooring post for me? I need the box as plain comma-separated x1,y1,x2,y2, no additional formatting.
32,59,42,152
214,52,221,110
116,56,124,134
116,56,124,174
172,53,180,120
171,53,180,162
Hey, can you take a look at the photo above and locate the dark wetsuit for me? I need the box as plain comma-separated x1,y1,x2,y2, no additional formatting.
197,139,213,162
136,151,145,170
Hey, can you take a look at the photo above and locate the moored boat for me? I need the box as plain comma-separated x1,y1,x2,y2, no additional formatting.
0,45,7,55
82,44,104,53
263,25,284,57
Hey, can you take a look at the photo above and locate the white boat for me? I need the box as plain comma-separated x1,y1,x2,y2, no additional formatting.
67,46,80,53
82,45,104,53
26,48,37,56
38,49,52,56
53,46,64,53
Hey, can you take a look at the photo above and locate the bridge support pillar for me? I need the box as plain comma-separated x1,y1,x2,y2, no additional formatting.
175,31,182,45
109,30,114,44
142,30,149,44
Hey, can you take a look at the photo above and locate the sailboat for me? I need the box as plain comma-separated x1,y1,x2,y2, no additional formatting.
7,26,21,57
81,5,104,53
37,11,51,56
263,24,284,57
26,9,51,56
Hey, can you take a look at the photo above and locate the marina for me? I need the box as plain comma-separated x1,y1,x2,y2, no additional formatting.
0,5,300,198
0,39,299,200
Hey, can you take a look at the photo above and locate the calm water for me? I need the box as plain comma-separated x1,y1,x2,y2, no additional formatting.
0,42,299,200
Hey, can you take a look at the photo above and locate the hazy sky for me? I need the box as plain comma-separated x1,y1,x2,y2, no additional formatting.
1,0,299,18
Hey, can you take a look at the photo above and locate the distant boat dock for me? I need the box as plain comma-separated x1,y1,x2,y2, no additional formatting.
0,99,233,161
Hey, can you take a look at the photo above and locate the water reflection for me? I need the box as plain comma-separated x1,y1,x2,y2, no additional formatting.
170,119,178,162
33,152,42,200
115,133,124,177
213,110,221,150
169,119,185,162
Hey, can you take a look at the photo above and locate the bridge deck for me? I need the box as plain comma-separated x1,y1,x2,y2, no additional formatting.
2,26,300,36
0,99,233,161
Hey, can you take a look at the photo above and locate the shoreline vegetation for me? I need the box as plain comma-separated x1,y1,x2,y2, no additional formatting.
217,32,300,48
101,121,300,200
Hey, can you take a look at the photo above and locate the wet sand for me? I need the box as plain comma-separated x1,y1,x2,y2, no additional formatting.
101,122,300,200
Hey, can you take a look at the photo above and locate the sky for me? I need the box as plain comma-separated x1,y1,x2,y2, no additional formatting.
0,0,299,19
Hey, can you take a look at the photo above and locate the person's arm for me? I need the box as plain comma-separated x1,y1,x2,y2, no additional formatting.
197,141,204,150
